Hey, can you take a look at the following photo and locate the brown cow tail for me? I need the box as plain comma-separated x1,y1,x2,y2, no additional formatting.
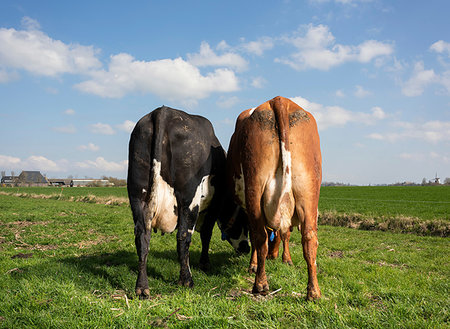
271,97,293,233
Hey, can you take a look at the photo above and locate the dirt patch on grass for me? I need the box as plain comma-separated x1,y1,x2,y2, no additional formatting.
319,211,449,237
329,250,344,258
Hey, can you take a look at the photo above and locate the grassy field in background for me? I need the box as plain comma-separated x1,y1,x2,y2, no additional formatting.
319,185,450,221
0,187,449,328
2,185,449,220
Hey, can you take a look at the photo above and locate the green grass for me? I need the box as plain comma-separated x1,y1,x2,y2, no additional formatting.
319,186,450,221
0,188,449,328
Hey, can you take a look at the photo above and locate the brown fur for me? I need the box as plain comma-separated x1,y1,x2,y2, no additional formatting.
227,96,322,299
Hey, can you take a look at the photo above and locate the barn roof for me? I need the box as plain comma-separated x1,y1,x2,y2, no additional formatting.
18,171,48,184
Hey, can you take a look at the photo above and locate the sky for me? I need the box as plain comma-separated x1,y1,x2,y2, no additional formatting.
0,0,449,185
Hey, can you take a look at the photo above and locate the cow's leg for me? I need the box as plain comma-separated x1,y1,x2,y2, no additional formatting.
301,207,321,300
177,206,197,287
249,242,258,274
267,231,281,259
246,196,269,294
199,212,215,272
131,199,152,299
281,229,293,265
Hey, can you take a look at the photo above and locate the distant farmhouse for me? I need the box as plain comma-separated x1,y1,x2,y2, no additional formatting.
1,171,49,187
1,171,112,187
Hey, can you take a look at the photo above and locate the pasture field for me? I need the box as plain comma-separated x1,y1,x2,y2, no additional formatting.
0,187,449,328
319,186,450,237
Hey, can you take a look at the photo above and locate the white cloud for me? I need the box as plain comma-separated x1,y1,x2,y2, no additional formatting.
90,123,115,135
187,41,248,71
0,19,101,77
23,155,61,172
240,37,274,56
21,16,41,30
216,96,239,109
277,24,393,71
290,96,386,129
77,143,100,151
75,157,127,172
354,85,372,98
335,90,345,97
430,40,450,56
116,120,136,133
0,154,63,172
64,109,75,115
368,120,450,143
251,76,267,88
75,53,239,104
0,154,21,168
53,124,76,134
0,68,19,83
401,61,437,96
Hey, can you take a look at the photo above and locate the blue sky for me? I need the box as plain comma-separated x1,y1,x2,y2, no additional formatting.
0,0,449,185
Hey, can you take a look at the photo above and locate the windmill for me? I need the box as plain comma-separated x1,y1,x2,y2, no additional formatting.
434,173,440,184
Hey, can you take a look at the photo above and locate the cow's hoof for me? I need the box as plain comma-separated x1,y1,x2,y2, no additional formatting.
267,253,278,260
178,278,194,288
283,259,293,266
252,282,270,295
199,261,211,272
306,288,321,301
136,288,150,300
248,264,257,274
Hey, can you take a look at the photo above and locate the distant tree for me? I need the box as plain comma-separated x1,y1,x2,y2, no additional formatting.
444,177,450,185
421,178,427,186
1,171,5,178
102,176,127,187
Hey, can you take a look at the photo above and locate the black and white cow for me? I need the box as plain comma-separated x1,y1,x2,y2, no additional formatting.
128,106,248,299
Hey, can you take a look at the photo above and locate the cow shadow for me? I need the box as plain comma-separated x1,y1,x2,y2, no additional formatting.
59,247,243,295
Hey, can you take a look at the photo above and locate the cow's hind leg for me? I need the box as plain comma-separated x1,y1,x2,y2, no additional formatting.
131,198,152,299
281,229,293,265
199,212,215,272
300,206,321,300
176,205,198,287
246,193,269,295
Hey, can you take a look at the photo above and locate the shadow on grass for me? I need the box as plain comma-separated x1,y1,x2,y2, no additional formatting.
56,247,242,295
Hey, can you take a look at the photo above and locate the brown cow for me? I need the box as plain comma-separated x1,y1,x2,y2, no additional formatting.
226,96,322,300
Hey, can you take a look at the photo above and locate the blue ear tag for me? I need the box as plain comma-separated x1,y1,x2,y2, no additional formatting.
221,232,228,241
269,231,275,242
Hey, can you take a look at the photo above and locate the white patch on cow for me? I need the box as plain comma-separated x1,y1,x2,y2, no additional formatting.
234,164,246,209
142,188,147,194
249,107,256,116
280,141,292,194
229,230,248,251
189,175,215,212
147,159,178,233
262,141,295,233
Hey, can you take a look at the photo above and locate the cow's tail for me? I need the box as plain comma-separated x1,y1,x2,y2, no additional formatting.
145,108,168,230
272,96,294,233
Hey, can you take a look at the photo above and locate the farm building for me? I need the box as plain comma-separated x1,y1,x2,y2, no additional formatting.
17,171,49,187
48,179,73,187
1,175,18,186
70,179,113,187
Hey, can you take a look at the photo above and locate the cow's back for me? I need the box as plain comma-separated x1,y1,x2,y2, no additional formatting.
228,96,321,232
128,106,226,233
